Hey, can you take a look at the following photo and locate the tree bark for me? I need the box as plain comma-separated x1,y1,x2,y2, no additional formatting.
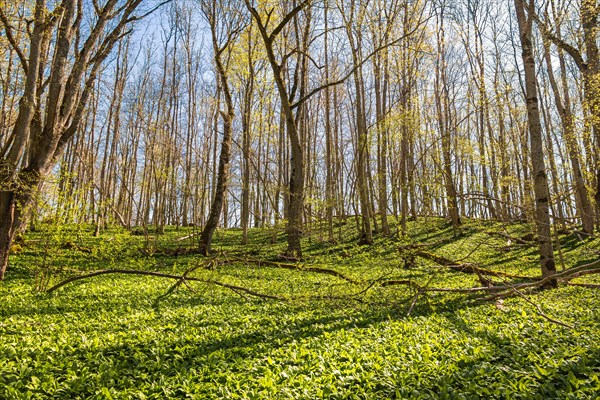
0,0,148,280
514,0,557,287
434,7,461,234
198,0,242,255
240,34,254,245
245,1,310,259
543,41,595,234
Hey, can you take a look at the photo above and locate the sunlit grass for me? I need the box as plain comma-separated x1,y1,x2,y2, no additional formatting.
1,218,599,399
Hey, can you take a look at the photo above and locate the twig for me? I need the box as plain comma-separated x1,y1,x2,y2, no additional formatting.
509,286,574,329
567,282,600,289
406,275,435,316
155,261,207,301
406,291,422,316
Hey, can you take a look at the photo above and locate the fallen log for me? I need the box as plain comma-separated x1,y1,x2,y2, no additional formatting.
414,250,532,280
380,258,600,296
46,269,284,300
219,256,357,284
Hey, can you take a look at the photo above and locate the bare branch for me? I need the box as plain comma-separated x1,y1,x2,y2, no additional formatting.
530,9,587,71
269,0,311,42
219,256,357,283
0,8,29,73
509,286,574,329
46,269,284,300
291,12,432,109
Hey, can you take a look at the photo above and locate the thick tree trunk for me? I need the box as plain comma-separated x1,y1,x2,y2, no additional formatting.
0,193,16,281
198,107,233,255
245,2,310,259
286,131,305,258
515,0,557,286
0,167,40,280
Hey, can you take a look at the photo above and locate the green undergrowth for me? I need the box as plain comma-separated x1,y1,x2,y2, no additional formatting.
1,218,599,399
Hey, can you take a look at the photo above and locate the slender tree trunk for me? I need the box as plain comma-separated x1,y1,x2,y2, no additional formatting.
343,1,372,244
435,9,461,234
374,51,390,237
198,1,240,255
324,3,335,242
241,34,254,245
543,43,594,233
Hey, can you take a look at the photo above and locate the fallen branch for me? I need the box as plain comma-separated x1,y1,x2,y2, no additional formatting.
509,285,574,329
45,256,600,306
46,269,284,300
407,275,435,316
415,250,531,280
474,259,600,302
155,262,205,302
567,282,600,289
380,257,600,298
220,256,357,283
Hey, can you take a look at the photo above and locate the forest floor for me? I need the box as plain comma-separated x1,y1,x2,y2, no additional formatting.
1,217,600,399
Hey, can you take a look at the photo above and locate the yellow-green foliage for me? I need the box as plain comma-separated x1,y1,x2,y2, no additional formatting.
9,244,22,254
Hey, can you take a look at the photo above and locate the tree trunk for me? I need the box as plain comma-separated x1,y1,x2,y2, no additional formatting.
515,0,557,287
344,1,372,244
324,3,335,243
245,2,310,259
544,42,595,234
435,8,461,235
198,1,240,255
241,31,255,245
